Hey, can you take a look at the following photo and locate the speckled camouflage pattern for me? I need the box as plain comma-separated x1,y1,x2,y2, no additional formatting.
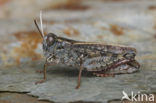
43,33,140,74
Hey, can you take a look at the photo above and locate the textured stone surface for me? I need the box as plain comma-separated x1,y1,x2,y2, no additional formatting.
0,92,52,103
0,0,156,103
0,63,156,103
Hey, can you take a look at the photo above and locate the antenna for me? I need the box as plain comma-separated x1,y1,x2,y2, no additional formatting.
34,11,44,38
40,11,44,37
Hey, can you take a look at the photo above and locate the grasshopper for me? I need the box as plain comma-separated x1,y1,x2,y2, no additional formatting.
34,12,140,89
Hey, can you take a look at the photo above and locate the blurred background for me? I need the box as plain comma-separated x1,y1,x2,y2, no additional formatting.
0,0,156,103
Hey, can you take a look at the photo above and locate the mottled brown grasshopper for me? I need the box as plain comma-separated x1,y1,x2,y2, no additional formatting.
34,12,140,89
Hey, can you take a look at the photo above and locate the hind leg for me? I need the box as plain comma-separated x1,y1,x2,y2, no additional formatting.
92,63,139,77
108,64,139,74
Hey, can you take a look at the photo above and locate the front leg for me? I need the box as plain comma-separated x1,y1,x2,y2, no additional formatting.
35,61,48,84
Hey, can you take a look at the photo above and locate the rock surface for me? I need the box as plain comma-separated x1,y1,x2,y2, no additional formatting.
0,63,156,103
0,0,156,103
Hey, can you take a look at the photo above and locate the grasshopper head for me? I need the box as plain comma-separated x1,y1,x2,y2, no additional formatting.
34,11,58,57
43,33,57,51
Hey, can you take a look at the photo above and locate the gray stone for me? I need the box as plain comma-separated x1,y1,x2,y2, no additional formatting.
0,63,156,103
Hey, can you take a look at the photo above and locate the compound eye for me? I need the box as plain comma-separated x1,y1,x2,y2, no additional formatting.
46,35,54,46
48,36,53,42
